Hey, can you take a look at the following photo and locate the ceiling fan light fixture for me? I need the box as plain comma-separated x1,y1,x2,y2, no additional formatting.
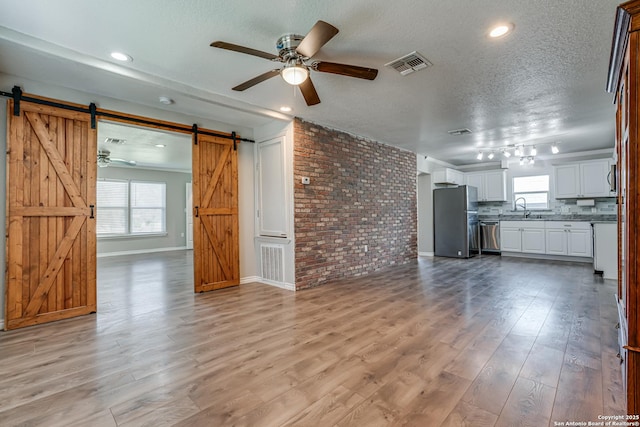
281,61,309,86
98,157,111,168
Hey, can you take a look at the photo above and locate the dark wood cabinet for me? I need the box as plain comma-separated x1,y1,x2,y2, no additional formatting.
608,0,640,414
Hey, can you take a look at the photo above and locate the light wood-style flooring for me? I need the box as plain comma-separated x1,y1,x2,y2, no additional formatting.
0,251,625,426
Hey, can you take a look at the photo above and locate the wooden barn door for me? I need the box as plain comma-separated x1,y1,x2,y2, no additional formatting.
192,133,239,292
5,101,96,330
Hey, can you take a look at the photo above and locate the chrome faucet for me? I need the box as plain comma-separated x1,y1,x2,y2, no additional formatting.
514,197,530,218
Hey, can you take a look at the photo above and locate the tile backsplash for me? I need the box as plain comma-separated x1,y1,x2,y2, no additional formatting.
477,198,617,217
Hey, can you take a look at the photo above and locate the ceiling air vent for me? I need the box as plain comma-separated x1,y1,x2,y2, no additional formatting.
104,137,126,145
385,51,433,76
447,128,473,136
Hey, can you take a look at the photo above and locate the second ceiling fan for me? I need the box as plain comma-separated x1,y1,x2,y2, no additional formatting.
211,20,378,106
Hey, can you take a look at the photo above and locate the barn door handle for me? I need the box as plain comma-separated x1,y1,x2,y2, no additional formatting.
89,205,95,219
194,206,199,218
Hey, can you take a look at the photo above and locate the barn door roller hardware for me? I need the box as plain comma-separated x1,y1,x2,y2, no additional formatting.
0,86,255,143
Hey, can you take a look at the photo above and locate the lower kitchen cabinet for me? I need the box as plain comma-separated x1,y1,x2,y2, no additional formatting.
500,221,546,254
500,226,522,252
544,222,592,257
501,220,592,258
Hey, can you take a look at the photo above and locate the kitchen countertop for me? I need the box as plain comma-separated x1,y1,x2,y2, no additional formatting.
479,214,617,223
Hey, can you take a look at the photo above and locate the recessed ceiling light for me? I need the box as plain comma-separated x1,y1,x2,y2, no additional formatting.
489,23,514,38
110,51,133,62
159,96,174,105
155,144,166,148
279,106,292,112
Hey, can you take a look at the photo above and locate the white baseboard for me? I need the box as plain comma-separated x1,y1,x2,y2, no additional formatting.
500,251,593,263
240,276,261,285
259,279,296,291
419,252,435,257
241,276,295,291
97,246,189,258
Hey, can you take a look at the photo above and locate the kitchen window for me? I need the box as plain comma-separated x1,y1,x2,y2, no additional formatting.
513,175,549,209
97,179,167,237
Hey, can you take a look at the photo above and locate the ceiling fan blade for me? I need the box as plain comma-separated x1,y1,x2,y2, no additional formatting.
110,158,137,166
232,69,281,91
210,41,278,60
296,20,339,58
311,61,378,80
299,78,321,106
315,61,379,80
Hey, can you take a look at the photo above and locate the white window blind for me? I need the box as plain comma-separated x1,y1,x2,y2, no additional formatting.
131,182,166,233
97,180,128,235
513,175,549,209
97,179,166,236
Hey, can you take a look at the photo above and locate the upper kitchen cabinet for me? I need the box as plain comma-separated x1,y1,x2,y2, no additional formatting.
465,170,507,202
432,168,464,185
553,159,613,198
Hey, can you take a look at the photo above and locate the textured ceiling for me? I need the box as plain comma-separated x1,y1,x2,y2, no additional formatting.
0,0,621,166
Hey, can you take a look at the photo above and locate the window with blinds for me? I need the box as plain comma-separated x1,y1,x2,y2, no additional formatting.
97,179,166,236
513,175,549,209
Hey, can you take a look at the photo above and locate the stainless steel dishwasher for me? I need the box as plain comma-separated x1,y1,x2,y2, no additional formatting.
480,221,500,253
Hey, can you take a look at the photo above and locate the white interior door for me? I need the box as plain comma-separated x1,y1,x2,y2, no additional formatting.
186,182,193,249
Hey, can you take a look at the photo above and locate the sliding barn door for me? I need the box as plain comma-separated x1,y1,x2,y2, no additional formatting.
5,101,96,330
192,133,239,292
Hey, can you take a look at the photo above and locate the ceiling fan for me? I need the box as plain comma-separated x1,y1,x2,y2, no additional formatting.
211,20,378,106
97,149,137,168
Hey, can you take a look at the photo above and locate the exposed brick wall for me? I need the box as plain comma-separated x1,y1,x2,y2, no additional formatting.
293,118,417,289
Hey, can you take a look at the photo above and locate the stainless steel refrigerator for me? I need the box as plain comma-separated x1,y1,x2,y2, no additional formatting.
433,185,479,258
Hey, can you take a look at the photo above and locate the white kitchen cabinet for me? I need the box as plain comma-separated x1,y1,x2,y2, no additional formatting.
545,228,568,255
433,168,464,185
581,161,612,197
544,222,592,257
500,226,522,252
484,171,507,201
593,223,617,279
554,159,613,198
522,227,546,253
500,221,545,254
465,170,507,202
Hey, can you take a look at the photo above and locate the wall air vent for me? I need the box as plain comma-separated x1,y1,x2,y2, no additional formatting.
104,137,126,145
385,51,433,76
447,128,473,136
260,244,285,284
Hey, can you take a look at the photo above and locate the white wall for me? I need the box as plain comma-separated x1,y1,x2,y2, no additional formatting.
417,173,434,255
0,73,259,324
253,120,296,289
